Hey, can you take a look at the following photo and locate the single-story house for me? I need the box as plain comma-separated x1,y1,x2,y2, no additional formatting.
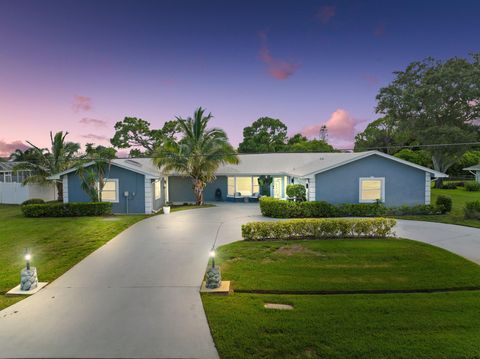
463,164,480,183
49,151,447,214
0,162,56,204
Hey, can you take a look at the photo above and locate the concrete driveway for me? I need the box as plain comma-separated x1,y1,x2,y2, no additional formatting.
1,203,480,358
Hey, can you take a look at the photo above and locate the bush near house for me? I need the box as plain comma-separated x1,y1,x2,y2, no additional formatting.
259,197,442,218
241,218,396,241
22,202,112,217
441,182,457,189
285,184,306,201
465,182,480,192
464,201,480,219
435,195,453,214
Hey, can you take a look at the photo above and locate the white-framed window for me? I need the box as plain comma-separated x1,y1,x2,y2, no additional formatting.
99,179,119,203
154,180,161,200
359,177,385,203
227,176,261,197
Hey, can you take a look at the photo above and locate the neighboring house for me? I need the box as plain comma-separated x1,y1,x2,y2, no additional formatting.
49,151,447,214
463,164,480,183
0,162,56,204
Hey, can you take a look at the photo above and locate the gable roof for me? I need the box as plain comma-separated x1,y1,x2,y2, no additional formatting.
48,158,162,180
216,151,447,178
464,164,480,171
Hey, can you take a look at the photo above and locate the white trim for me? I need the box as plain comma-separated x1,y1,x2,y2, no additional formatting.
359,177,385,203
306,175,316,201
425,173,431,205
302,151,447,178
63,175,69,203
145,177,153,214
99,179,119,203
154,179,161,200
164,176,169,202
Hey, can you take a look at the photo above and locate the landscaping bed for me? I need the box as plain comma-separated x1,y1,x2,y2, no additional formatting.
202,238,480,358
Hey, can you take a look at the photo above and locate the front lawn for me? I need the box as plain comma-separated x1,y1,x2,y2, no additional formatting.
215,240,480,292
0,204,146,311
401,186,480,228
202,239,480,358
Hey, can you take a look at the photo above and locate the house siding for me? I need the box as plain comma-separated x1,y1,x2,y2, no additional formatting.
314,154,427,206
168,176,228,203
66,165,147,214
151,178,166,211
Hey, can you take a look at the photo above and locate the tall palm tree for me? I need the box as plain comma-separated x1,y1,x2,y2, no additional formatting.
14,131,80,201
153,107,239,205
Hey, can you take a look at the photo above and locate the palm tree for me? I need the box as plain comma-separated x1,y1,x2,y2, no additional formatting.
14,131,80,201
153,107,239,205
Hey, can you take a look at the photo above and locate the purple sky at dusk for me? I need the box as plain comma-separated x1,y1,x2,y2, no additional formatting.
1,0,480,156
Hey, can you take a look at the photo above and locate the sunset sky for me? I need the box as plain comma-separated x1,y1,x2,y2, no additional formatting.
1,0,479,156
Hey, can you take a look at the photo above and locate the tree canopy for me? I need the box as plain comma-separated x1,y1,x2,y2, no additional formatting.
375,54,480,179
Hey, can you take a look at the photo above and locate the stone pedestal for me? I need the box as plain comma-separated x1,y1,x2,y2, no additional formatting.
20,267,38,291
205,267,221,289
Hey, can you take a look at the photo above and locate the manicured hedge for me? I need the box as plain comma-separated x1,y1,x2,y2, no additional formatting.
242,218,397,241
465,182,480,192
259,197,439,218
21,198,45,205
21,202,112,217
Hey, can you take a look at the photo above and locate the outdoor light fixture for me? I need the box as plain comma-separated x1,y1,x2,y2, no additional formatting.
209,249,216,268
19,248,38,291
24,249,31,270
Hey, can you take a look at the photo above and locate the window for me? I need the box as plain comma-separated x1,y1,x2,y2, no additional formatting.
252,176,259,194
228,177,235,196
99,179,119,203
236,177,252,196
359,177,385,203
154,180,161,200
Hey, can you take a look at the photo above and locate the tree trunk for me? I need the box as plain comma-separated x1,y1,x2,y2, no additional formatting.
56,181,63,202
193,179,205,205
434,177,444,189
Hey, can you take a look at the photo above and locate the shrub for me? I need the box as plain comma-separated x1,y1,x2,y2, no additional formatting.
441,182,457,189
21,202,112,217
241,218,397,241
436,195,452,214
465,182,480,192
21,198,45,205
286,184,306,201
464,201,480,219
386,204,439,216
260,197,434,218
453,181,465,187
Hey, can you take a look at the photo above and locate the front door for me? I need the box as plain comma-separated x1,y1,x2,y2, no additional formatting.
273,177,283,198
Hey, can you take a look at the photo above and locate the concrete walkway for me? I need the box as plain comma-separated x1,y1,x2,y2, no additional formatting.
1,203,480,358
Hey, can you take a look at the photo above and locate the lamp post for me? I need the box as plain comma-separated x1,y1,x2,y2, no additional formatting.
20,248,38,291
205,248,221,289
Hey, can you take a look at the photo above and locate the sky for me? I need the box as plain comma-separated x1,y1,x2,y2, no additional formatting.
1,0,480,157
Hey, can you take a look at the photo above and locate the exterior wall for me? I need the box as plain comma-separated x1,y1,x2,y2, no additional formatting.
66,165,146,214
168,176,228,203
314,154,427,206
476,171,480,183
0,183,56,204
425,173,431,205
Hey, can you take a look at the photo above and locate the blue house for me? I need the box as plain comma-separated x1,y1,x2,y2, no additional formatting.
50,151,447,214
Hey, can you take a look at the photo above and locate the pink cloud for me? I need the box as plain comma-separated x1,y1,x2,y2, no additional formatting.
0,140,29,157
301,109,357,148
258,31,299,80
81,133,108,142
79,117,107,127
315,5,336,24
72,95,92,112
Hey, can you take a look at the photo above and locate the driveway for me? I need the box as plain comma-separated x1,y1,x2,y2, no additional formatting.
1,204,480,358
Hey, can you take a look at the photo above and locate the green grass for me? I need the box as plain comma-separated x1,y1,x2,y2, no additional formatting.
203,291,480,359
213,239,480,292
400,186,480,228
0,205,147,310
202,239,480,358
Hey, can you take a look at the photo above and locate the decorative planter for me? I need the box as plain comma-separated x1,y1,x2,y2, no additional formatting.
20,267,38,291
163,206,171,214
205,267,222,289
